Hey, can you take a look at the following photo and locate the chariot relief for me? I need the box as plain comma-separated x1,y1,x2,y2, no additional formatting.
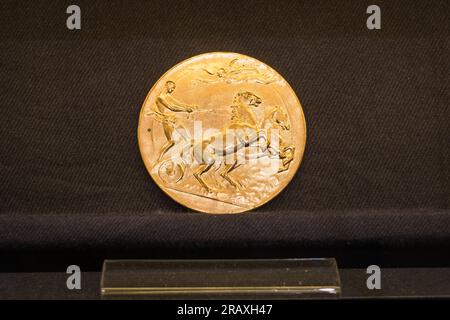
138,52,306,213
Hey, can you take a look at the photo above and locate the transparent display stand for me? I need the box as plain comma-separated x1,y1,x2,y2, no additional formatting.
101,258,341,299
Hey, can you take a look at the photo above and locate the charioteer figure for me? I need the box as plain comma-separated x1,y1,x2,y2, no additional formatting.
149,81,197,161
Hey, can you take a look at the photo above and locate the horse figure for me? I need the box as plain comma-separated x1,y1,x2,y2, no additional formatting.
158,91,295,193
191,91,263,192
260,105,295,173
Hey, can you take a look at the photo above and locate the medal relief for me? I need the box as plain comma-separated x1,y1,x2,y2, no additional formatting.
138,53,306,213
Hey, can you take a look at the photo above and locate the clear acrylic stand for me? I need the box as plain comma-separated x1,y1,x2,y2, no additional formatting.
101,258,341,299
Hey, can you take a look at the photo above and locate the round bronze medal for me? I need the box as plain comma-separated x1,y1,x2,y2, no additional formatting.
138,52,306,214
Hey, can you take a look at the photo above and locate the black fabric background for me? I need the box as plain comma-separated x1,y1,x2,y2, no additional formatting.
0,0,448,270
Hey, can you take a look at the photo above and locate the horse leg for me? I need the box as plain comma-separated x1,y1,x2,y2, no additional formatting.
278,146,295,173
193,161,215,192
220,160,242,189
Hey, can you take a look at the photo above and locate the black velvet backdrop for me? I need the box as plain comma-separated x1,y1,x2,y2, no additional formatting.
0,0,448,270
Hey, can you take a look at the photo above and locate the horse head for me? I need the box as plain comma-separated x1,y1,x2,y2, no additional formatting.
266,105,290,131
233,91,262,108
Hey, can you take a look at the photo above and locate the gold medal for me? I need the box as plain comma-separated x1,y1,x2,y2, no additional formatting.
138,52,306,214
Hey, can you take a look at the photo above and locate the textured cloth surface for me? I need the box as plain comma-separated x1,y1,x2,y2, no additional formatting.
0,1,448,267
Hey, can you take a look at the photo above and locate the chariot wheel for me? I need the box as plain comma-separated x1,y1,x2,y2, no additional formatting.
158,159,185,184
